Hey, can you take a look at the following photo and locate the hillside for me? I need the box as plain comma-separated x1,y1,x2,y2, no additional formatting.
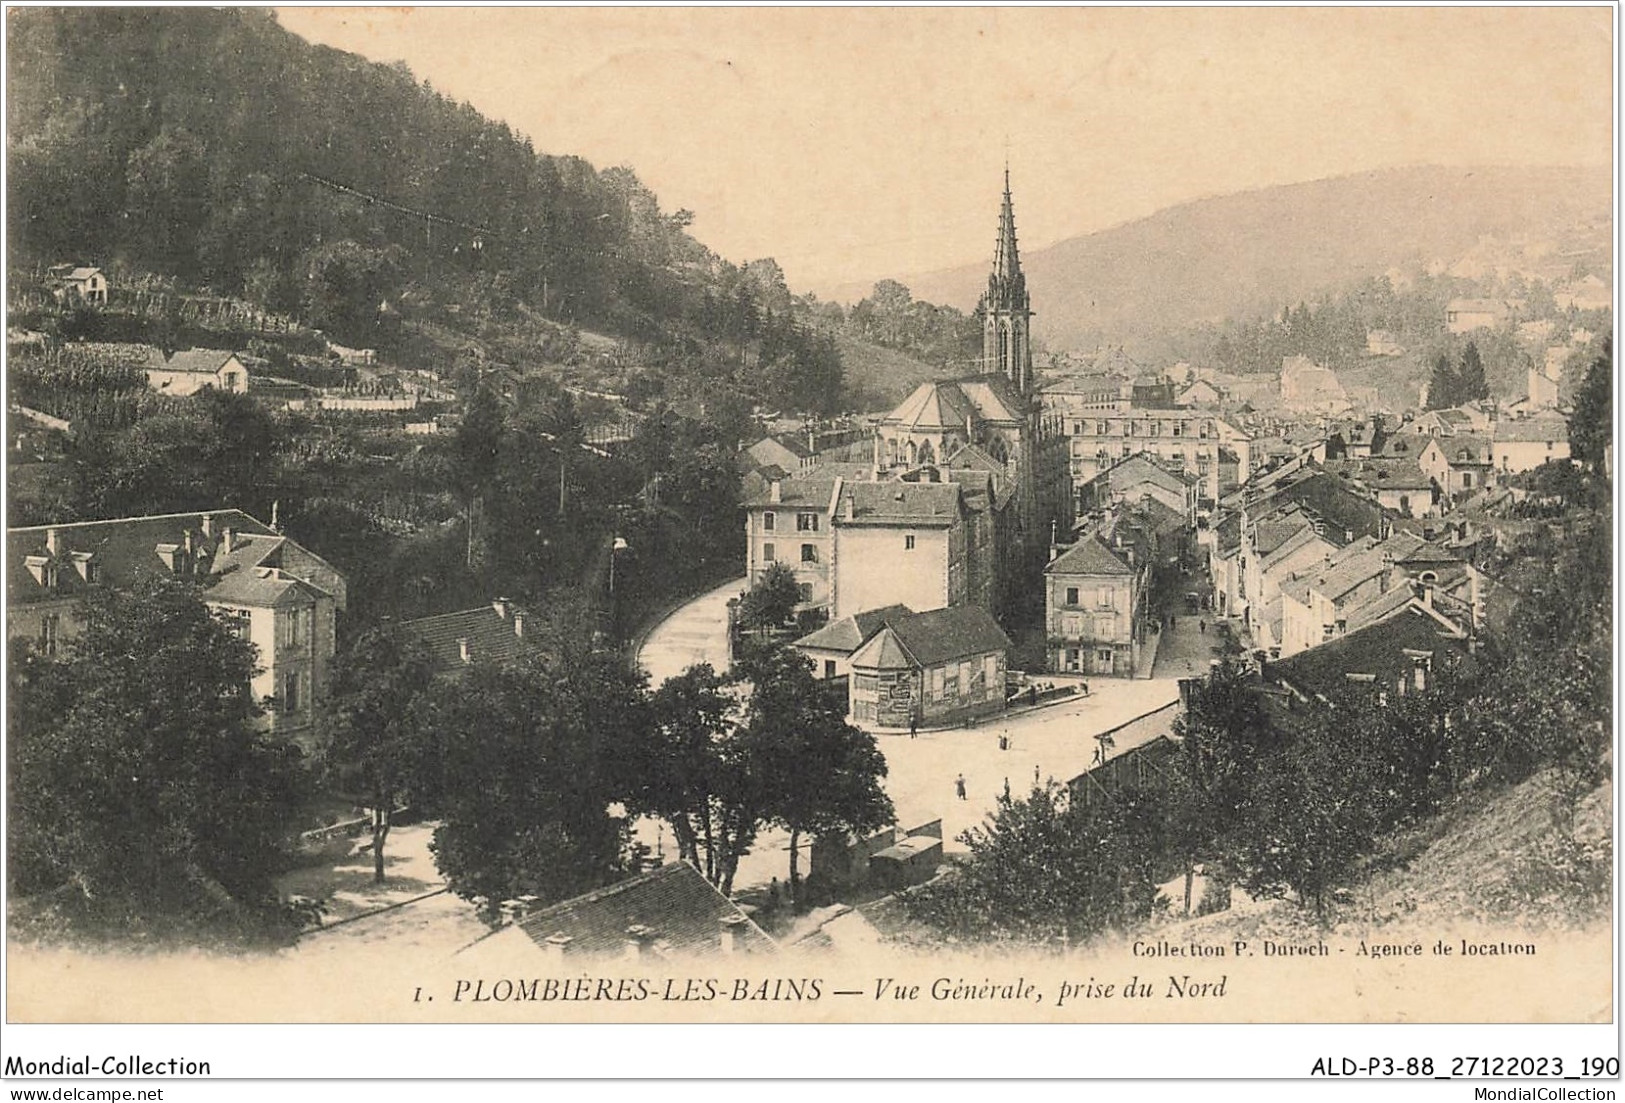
835,333,947,409
839,165,1612,352
1158,768,1612,961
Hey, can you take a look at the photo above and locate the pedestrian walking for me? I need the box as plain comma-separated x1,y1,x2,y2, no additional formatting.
1034,765,1041,785
1199,619,1206,634
909,713,918,739
955,774,967,801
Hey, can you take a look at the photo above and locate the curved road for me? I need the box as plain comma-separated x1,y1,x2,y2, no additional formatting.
637,577,747,685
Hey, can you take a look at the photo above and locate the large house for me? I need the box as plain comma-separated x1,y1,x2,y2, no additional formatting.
831,481,975,619
741,469,847,609
1492,414,1571,474
146,349,250,396
1043,533,1147,676
7,510,346,744
1045,398,1252,508
848,605,1011,728
1418,434,1495,500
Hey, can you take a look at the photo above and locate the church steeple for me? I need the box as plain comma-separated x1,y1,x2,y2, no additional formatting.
979,169,1033,394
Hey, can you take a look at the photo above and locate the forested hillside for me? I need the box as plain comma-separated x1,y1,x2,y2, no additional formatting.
7,8,846,413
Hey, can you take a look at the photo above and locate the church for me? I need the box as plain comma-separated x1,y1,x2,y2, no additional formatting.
870,173,1073,592
743,174,1071,627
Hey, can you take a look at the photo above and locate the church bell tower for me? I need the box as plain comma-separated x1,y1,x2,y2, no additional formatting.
979,169,1033,395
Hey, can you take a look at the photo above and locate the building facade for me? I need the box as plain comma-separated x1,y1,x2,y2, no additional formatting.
7,510,346,744
1044,535,1146,676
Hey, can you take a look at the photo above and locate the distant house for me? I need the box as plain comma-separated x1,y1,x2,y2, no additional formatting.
399,598,536,677
1079,452,1199,526
1553,274,1611,313
1174,379,1223,407
848,604,1011,727
47,265,108,306
1268,598,1471,705
1492,415,1571,474
791,603,913,680
457,861,775,964
1418,434,1495,498
746,434,816,477
146,349,250,396
1044,534,1145,676
7,510,345,745
1408,408,1477,438
1446,298,1518,334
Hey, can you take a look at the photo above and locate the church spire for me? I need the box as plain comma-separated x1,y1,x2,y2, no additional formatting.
979,170,1032,394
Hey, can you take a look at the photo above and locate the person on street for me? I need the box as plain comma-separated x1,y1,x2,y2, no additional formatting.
909,714,918,739
955,774,967,801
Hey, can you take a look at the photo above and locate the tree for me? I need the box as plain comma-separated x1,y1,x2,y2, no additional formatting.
416,651,649,920
905,782,1165,945
1426,352,1459,410
1569,337,1612,471
736,562,801,632
318,627,439,883
736,648,893,904
1168,658,1280,907
453,385,505,569
7,579,308,945
632,663,737,880
1457,341,1489,403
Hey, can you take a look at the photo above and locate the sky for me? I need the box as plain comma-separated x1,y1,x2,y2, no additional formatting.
275,6,1614,296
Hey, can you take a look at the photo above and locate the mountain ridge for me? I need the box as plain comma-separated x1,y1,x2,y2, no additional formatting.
818,164,1612,352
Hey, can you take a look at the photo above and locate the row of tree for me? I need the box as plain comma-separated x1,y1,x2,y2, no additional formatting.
8,578,894,943
1424,341,1490,410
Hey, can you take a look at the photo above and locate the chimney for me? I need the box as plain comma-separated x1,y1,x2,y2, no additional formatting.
270,500,280,531
513,612,525,638
719,913,747,955
844,494,855,522
545,932,572,964
492,597,511,620
623,924,657,961
458,638,471,664
769,478,782,504
201,513,214,540
221,527,234,554
44,528,59,556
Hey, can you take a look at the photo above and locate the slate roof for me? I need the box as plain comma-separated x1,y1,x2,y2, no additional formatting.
741,472,840,509
838,481,962,526
850,604,1011,671
885,381,976,432
1493,417,1569,444
1046,536,1133,577
1107,452,1197,492
8,510,296,609
505,861,774,959
1269,603,1469,699
954,374,1027,423
1431,433,1493,466
793,603,914,654
1253,519,1308,557
159,348,240,375
400,603,536,675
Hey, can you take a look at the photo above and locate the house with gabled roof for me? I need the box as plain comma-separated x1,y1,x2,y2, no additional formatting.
8,509,345,743
847,604,1011,727
1491,414,1571,474
145,348,250,396
1418,434,1495,501
1268,597,1471,707
1044,533,1146,676
400,598,538,678
47,264,108,306
791,603,913,681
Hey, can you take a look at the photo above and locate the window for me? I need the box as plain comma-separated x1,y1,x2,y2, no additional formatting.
824,660,837,679
904,534,916,551
280,607,308,649
801,543,818,563
1097,421,1109,435
798,583,814,602
763,512,775,532
763,542,776,562
1462,472,1473,488
219,608,252,641
1097,586,1113,608
796,512,819,532
1065,586,1080,606
1065,648,1080,671
281,671,302,713
39,614,60,657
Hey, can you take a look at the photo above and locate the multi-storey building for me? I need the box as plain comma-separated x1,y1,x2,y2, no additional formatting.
1045,399,1253,509
7,510,346,745
1043,532,1148,676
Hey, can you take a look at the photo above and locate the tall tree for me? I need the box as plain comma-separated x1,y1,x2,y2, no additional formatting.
1457,341,1489,403
1568,337,1612,471
737,648,893,904
736,562,801,632
1426,352,1459,410
318,627,439,883
8,579,308,945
